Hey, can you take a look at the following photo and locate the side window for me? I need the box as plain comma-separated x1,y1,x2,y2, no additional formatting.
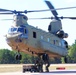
47,38,50,42
59,42,61,46
33,32,36,38
53,40,55,44
24,29,27,34
41,36,43,39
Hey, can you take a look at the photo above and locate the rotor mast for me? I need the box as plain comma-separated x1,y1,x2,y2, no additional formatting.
13,13,28,26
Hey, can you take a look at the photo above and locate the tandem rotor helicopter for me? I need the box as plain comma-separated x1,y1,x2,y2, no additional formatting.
0,0,76,63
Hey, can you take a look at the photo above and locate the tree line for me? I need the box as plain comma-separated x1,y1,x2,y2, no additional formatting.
0,40,76,64
0,49,33,64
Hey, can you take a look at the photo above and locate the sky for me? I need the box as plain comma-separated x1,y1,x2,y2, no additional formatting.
0,0,76,49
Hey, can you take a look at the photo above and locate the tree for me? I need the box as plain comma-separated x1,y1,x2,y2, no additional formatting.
20,52,32,64
68,40,76,63
0,49,13,64
0,49,33,64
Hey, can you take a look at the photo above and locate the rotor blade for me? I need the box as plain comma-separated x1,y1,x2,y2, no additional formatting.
27,6,76,13
55,7,76,11
45,1,58,17
68,17,76,19
0,6,76,14
29,17,76,20
1,17,76,21
29,17,52,20
0,8,13,12
59,17,76,19
1,19,13,20
0,12,13,14
0,8,24,14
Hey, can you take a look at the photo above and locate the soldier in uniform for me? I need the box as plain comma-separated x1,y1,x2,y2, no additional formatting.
35,54,43,72
42,52,50,72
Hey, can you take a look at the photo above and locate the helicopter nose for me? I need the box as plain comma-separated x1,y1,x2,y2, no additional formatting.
5,33,23,44
5,33,22,39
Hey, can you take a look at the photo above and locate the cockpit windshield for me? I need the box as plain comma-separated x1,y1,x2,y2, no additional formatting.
17,27,24,32
8,28,17,33
8,27,26,33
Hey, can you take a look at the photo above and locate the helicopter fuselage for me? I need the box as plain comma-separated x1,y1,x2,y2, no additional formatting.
6,24,68,58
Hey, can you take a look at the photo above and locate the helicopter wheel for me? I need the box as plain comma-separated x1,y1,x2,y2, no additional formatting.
15,53,22,60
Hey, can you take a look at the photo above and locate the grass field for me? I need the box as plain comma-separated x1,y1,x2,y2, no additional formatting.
0,64,76,73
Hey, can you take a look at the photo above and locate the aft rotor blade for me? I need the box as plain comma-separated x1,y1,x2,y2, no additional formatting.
60,17,76,19
45,1,58,17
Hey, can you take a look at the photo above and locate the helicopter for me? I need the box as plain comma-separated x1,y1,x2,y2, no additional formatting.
0,0,76,63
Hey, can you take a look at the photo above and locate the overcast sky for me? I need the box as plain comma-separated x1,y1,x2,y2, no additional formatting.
0,0,76,49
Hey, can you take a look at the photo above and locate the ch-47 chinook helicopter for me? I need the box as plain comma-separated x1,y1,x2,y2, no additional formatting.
0,1,76,63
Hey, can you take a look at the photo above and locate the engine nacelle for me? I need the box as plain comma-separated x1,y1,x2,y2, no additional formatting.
63,33,68,38
56,30,64,38
56,30,68,38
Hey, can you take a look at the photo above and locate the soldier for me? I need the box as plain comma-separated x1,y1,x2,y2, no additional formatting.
35,54,43,72
42,53,50,72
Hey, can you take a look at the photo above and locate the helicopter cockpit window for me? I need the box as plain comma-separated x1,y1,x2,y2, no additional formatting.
47,38,50,42
8,28,17,33
23,16,28,20
17,27,27,34
17,28,24,33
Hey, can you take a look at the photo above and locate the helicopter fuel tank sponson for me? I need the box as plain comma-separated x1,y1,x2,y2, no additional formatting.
39,40,67,56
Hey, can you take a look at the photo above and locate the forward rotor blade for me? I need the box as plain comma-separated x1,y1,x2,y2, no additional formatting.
0,12,13,14
1,19,13,20
0,6,76,14
0,8,13,12
0,6,76,16
0,8,25,14
27,6,76,13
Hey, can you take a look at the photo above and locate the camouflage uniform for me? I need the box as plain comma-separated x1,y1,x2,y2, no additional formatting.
42,53,50,72
35,55,43,72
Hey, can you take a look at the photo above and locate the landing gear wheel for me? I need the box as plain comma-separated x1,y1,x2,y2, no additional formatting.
15,53,22,60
